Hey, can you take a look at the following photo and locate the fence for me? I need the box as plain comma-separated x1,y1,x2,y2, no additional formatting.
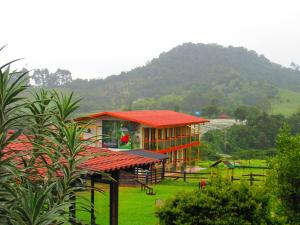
164,168,269,186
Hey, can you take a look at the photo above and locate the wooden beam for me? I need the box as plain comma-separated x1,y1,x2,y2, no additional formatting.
91,177,96,225
110,171,120,225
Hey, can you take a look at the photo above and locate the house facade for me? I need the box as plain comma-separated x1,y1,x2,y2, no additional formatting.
75,110,208,170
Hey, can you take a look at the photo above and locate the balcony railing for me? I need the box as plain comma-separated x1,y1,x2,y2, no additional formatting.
143,134,199,150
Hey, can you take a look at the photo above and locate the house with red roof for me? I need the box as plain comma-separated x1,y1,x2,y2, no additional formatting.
76,110,209,170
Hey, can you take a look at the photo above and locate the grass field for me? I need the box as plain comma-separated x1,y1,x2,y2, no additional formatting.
76,159,268,225
272,88,300,116
76,180,197,225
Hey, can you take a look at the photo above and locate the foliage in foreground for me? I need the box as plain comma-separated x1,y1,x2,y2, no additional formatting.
0,48,90,224
156,182,271,225
268,127,300,224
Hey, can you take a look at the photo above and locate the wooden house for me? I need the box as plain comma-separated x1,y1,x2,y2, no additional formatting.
75,110,209,170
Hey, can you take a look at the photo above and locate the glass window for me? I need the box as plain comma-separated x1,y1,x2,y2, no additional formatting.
102,120,140,150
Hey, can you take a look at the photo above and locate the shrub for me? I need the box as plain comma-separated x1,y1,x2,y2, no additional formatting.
268,127,300,223
156,183,272,225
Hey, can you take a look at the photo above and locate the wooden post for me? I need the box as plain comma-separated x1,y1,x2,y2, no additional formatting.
183,170,186,182
180,127,183,146
169,128,171,148
162,128,165,150
161,159,165,180
95,125,98,147
189,127,192,168
142,127,144,149
250,172,253,186
185,126,187,144
154,167,157,184
110,171,120,225
156,128,159,152
198,124,200,141
91,177,96,225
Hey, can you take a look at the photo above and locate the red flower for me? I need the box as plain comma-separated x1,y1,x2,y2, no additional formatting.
121,134,130,143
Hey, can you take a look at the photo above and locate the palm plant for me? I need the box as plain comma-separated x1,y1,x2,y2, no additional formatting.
0,48,92,224
0,47,29,223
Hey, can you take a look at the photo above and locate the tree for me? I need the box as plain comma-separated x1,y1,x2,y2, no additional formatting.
287,111,300,135
202,104,220,118
32,68,72,87
156,183,271,225
234,105,248,121
54,68,72,86
269,126,300,223
32,68,49,86
290,62,299,71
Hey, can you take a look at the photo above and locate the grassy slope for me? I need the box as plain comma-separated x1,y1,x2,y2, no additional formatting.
76,160,268,225
272,88,300,116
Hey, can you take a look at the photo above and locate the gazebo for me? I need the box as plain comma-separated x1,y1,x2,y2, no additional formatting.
4,133,166,225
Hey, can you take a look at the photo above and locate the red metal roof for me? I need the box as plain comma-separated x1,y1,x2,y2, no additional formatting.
75,110,209,128
4,134,160,173
80,146,160,172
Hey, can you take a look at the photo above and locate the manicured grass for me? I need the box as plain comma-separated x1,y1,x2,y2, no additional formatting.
272,88,300,116
76,159,268,225
76,180,198,225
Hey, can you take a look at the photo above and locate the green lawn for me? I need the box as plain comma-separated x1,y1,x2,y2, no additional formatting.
272,88,300,116
76,180,198,225
76,159,268,225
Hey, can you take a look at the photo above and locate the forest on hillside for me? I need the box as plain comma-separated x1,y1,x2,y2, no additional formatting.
28,43,300,116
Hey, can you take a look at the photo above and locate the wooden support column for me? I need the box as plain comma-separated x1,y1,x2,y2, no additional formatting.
161,159,165,180
169,128,171,148
142,127,145,149
180,127,183,146
185,126,188,144
91,177,96,225
110,171,120,225
189,126,192,169
156,128,159,152
95,126,98,147
162,129,165,150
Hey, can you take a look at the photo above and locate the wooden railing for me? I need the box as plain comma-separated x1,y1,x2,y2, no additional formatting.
143,134,199,150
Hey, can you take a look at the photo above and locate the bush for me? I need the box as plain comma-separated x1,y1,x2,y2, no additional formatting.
156,183,272,225
268,127,300,223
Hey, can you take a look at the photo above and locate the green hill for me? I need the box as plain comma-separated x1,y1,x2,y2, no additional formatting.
37,43,300,116
272,89,300,116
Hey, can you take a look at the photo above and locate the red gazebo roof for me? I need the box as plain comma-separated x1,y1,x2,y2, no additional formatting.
80,146,160,172
75,110,209,128
4,134,161,173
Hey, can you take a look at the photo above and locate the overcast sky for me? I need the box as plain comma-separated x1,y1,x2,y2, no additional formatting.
1,0,299,79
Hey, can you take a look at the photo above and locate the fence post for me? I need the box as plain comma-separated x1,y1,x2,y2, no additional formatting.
250,172,253,186
183,171,186,182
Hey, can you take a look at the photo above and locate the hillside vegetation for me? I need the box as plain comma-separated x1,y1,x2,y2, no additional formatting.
32,43,300,116
272,88,300,116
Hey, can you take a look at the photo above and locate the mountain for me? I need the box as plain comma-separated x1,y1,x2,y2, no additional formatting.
63,43,300,116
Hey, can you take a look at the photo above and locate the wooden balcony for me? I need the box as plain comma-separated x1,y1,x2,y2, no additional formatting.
143,134,200,152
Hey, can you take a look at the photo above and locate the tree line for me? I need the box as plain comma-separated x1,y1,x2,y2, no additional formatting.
202,105,300,159
31,68,72,87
